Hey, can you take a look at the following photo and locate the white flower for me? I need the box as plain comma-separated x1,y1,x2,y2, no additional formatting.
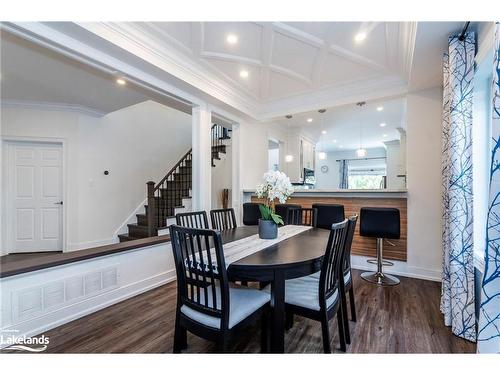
255,170,294,205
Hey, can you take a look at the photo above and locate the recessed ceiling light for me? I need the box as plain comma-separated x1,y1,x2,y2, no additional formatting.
116,78,126,85
307,118,313,123
333,139,337,143
318,152,327,160
383,134,388,137
380,123,387,127
339,145,344,149
354,32,367,43
226,34,238,44
239,70,249,79
376,106,384,111
321,130,327,135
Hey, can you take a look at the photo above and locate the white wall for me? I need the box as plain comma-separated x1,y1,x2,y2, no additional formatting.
315,148,387,189
240,121,289,190
1,100,192,251
211,143,232,209
406,87,444,277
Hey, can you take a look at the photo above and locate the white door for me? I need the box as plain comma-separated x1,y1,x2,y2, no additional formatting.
7,142,63,253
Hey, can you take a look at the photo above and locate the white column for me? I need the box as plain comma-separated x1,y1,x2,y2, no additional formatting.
231,123,242,225
191,104,212,211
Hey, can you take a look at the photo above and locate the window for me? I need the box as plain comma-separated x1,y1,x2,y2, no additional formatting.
348,167,386,189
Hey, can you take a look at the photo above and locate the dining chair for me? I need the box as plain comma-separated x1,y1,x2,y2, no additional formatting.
282,219,349,353
287,207,318,227
210,208,237,231
170,225,271,353
176,210,209,229
242,202,261,225
275,204,302,225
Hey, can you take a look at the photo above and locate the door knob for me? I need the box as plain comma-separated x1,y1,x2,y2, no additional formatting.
54,201,63,205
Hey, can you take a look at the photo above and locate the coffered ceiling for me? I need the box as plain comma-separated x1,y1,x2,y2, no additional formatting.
73,21,415,118
130,22,412,103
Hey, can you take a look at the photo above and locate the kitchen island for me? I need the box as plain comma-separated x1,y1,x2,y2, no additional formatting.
243,189,407,261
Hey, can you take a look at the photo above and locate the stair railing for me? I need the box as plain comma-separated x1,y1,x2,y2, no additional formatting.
145,124,230,237
146,149,192,236
211,123,230,166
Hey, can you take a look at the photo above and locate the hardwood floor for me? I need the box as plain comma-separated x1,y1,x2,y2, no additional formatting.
7,270,476,353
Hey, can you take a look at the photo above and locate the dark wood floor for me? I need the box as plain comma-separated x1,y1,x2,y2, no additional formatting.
7,270,476,353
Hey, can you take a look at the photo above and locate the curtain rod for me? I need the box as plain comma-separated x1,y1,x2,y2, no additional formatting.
458,21,471,41
335,156,387,162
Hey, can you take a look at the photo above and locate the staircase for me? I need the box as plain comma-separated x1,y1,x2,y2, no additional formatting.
118,124,231,242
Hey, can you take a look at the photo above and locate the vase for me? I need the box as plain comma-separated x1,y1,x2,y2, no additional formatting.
258,219,278,239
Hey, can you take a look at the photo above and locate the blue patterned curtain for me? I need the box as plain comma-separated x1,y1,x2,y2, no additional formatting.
441,32,476,341
339,160,348,189
478,22,500,353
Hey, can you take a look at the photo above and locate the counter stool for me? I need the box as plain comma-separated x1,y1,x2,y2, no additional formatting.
275,204,301,225
312,204,345,229
359,207,400,286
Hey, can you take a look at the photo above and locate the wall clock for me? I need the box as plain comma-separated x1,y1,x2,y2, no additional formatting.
321,165,329,173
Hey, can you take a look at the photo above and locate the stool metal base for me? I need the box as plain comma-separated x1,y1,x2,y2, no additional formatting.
361,271,400,286
362,237,400,286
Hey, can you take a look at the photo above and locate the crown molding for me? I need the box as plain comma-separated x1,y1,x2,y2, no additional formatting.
77,22,262,117
1,100,106,117
257,75,408,120
399,22,418,82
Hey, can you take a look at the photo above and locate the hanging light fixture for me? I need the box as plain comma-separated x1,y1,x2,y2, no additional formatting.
285,115,294,163
356,101,367,158
317,109,327,160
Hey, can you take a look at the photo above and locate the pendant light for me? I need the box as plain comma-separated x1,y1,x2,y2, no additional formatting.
318,109,327,160
285,115,294,163
356,101,367,158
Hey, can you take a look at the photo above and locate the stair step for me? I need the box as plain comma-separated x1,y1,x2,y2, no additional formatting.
212,145,226,153
118,234,141,242
127,223,149,238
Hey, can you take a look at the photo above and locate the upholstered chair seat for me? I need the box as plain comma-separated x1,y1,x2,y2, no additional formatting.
282,275,339,311
181,285,270,329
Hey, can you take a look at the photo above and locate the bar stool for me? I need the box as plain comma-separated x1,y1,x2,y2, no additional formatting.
359,207,400,286
312,203,345,229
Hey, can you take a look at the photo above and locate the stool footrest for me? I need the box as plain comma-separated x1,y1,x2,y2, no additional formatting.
367,259,394,267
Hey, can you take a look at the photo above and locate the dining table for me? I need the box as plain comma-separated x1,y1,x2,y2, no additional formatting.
218,225,330,353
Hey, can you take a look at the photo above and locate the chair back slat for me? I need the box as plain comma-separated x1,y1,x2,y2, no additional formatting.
210,208,237,230
318,219,349,309
170,225,230,328
343,215,358,275
288,207,317,227
176,210,209,229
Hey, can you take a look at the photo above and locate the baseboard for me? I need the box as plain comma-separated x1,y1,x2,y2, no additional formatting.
1,269,176,348
350,255,441,282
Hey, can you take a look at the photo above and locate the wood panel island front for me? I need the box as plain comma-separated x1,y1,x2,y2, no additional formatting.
243,189,408,261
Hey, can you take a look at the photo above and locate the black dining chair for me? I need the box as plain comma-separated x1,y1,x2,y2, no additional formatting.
176,210,209,229
312,204,345,229
210,208,237,231
170,225,271,353
242,203,261,226
275,204,301,225
308,215,358,346
282,219,349,353
287,207,318,227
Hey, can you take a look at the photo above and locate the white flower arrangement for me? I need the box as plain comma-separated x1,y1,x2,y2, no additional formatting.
255,170,294,225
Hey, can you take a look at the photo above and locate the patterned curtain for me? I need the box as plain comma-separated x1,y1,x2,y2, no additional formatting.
338,160,348,189
478,22,500,353
441,32,476,341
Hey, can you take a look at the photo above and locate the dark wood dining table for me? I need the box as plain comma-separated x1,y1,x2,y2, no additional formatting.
219,225,330,353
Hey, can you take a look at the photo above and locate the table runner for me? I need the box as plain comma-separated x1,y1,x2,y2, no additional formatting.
185,225,312,273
